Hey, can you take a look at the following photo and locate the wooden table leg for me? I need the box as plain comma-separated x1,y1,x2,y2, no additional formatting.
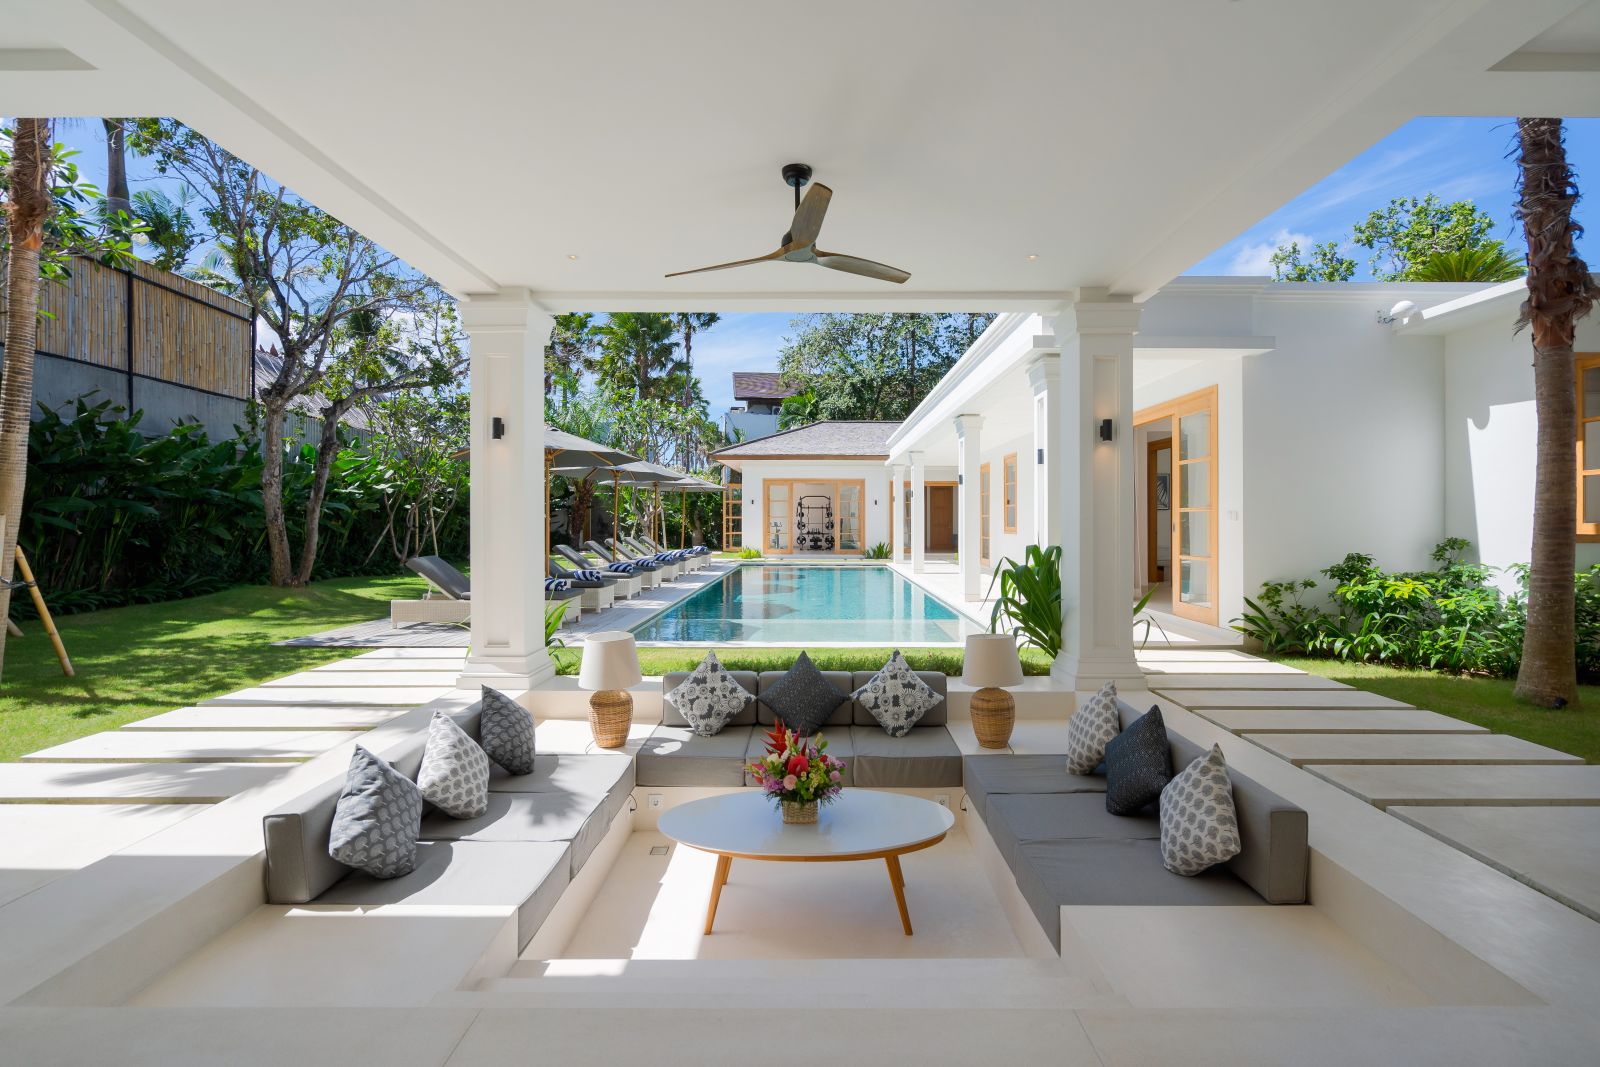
885,854,912,935
704,853,732,934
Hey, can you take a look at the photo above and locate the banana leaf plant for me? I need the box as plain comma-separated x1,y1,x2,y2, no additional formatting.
986,544,1063,658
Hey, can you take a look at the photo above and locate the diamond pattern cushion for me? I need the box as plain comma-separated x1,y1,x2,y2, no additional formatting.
853,650,942,737
1161,744,1243,876
1065,681,1120,775
480,686,536,775
417,710,490,819
761,651,846,735
1103,706,1171,816
664,651,753,737
327,745,423,879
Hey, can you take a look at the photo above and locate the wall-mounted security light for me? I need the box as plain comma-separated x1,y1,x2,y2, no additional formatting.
492,417,506,440
1098,418,1114,443
1376,300,1418,327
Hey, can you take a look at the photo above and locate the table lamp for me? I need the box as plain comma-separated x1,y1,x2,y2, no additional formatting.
963,633,1024,749
578,631,642,749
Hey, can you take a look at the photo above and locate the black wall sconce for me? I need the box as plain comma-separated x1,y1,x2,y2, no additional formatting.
1097,418,1114,443
957,473,964,485
492,417,506,440
1036,447,1044,464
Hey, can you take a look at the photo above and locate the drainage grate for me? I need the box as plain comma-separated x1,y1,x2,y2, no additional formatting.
649,845,670,856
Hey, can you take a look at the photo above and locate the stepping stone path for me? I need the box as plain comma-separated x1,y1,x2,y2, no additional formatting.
1143,649,1596,925
0,648,463,901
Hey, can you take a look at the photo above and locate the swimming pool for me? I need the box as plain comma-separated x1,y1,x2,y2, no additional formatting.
630,565,975,645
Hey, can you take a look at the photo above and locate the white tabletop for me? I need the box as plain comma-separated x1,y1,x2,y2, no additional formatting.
657,791,955,859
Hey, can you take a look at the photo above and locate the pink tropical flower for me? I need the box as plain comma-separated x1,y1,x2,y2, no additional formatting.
782,774,798,791
830,770,841,782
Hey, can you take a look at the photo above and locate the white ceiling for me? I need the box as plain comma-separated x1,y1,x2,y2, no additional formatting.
3,0,1597,307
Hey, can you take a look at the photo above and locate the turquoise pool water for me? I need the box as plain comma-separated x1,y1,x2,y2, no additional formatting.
631,565,972,644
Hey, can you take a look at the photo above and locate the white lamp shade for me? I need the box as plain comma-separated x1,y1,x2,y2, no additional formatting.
962,633,1024,688
578,631,642,691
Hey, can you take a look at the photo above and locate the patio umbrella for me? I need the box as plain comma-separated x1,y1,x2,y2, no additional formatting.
668,475,726,549
543,430,637,561
554,460,683,561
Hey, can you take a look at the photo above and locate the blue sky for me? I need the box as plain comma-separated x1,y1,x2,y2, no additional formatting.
52,116,1598,418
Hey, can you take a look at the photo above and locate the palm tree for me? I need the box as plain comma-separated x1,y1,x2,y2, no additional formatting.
0,118,56,676
130,188,199,272
547,312,597,396
1512,117,1599,708
102,119,130,223
1409,244,1526,282
595,312,682,398
671,312,719,460
779,388,821,429
547,392,614,543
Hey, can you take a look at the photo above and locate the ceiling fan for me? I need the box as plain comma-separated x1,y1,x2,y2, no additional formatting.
666,163,910,285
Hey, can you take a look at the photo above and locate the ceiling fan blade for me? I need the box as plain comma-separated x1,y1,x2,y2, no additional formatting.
786,183,832,247
814,250,911,284
664,249,783,278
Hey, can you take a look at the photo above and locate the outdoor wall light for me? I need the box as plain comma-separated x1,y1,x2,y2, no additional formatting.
492,417,506,440
1036,448,1044,464
1098,418,1114,442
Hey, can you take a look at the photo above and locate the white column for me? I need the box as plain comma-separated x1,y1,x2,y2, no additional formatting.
909,452,926,573
1027,354,1061,549
890,463,906,564
955,414,983,600
1052,293,1144,691
457,290,555,691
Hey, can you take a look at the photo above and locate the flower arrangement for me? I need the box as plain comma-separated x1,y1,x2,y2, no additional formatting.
746,723,846,823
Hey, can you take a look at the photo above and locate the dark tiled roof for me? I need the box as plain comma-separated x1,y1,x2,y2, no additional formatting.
731,371,801,401
711,420,900,459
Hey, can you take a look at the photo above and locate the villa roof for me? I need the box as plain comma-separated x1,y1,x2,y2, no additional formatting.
711,420,901,461
731,371,801,401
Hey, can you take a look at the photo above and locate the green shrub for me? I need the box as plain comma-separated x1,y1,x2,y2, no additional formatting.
738,546,762,559
864,541,891,559
987,544,1063,657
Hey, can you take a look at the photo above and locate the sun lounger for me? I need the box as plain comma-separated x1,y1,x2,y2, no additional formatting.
555,544,643,597
585,540,665,588
549,560,617,612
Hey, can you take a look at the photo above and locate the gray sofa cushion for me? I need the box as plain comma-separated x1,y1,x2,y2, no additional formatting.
665,653,756,736
757,667,854,728
851,671,949,727
759,653,849,734
1103,706,1171,816
848,725,962,788
318,840,570,952
480,686,536,775
417,710,490,819
962,754,1106,820
851,654,943,736
745,726,855,787
327,745,424,879
984,792,1160,874
661,668,760,729
636,725,755,787
1010,837,1263,951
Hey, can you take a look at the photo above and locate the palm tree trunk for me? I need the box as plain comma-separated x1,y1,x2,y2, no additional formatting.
103,119,131,221
0,119,56,678
1513,117,1599,707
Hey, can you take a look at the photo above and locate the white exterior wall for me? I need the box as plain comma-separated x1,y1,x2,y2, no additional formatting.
978,425,1037,571
738,459,892,555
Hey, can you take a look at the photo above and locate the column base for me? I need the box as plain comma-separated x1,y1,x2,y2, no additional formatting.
457,647,557,691
1050,648,1145,693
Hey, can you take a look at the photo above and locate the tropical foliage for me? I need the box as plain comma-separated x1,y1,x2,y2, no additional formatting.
986,544,1064,658
1408,245,1525,282
778,312,995,420
1269,193,1516,283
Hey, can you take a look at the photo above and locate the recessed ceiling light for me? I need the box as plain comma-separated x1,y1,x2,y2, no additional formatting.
566,254,579,261
1026,254,1039,261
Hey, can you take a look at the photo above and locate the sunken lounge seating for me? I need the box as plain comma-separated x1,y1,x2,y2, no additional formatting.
964,698,1309,952
639,669,961,788
262,700,632,952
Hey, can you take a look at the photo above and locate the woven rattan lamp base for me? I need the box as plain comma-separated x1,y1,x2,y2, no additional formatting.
588,689,633,749
970,686,1015,749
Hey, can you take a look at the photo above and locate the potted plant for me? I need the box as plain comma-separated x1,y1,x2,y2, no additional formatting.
746,723,846,823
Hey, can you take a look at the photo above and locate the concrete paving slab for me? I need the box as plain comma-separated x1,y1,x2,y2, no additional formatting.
1389,806,1600,922
203,686,445,707
341,647,468,661
20,730,361,763
1138,659,1307,674
1245,732,1584,766
312,657,466,673
124,705,408,731
0,762,286,803
1134,650,1266,664
266,670,463,688
0,804,204,907
1309,764,1600,809
1194,707,1486,734
1143,673,1351,690
1160,688,1409,709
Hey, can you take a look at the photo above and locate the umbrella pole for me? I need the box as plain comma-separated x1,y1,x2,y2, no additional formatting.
611,471,621,561
544,449,553,569
679,489,686,550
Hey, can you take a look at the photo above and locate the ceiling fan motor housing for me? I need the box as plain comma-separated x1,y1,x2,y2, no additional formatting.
781,162,813,189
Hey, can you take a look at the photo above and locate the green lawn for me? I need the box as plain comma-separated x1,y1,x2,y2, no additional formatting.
0,573,428,762
1271,657,1600,764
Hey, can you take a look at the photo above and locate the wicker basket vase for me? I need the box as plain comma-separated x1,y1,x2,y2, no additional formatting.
587,690,632,749
781,799,819,824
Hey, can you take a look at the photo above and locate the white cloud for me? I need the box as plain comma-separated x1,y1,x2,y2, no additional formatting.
1224,229,1316,276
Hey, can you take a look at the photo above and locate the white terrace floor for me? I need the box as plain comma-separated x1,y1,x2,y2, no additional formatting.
3,644,1600,1062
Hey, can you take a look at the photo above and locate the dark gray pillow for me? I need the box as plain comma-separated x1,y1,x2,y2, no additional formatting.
328,745,423,879
1103,705,1171,816
480,685,535,775
762,651,846,735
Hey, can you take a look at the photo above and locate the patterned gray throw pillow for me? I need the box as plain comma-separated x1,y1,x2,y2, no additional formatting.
1103,706,1171,816
479,685,536,775
1065,681,1121,775
762,651,845,735
665,651,752,737
854,651,941,737
1160,744,1242,876
417,710,490,818
328,745,423,879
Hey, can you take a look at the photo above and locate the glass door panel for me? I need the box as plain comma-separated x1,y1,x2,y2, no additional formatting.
838,483,863,551
765,482,791,553
1174,403,1217,622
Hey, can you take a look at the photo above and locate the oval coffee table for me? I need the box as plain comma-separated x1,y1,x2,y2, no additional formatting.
658,790,955,936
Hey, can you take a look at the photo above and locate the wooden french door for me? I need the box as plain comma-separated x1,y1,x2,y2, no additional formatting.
927,485,956,550
1135,387,1218,626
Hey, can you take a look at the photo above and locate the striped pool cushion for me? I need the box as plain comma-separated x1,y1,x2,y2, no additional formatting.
606,561,638,574
573,569,606,581
543,578,572,591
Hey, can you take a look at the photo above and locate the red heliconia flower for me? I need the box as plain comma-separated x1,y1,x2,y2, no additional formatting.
785,754,810,777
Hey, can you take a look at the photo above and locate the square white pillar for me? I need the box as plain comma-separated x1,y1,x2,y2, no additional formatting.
1027,354,1061,549
1051,295,1144,691
890,463,907,564
955,414,984,600
909,452,927,573
457,290,556,691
